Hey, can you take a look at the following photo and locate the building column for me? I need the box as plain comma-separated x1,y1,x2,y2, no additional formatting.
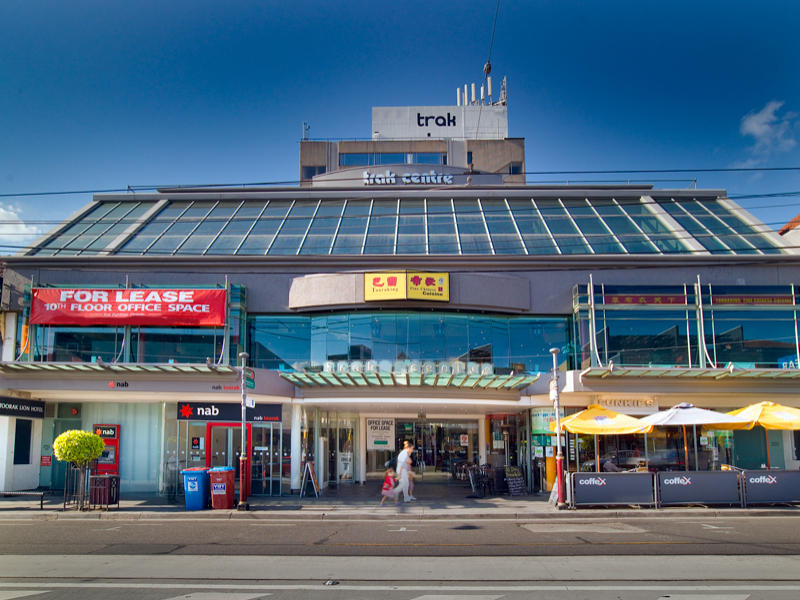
478,417,487,465
358,416,367,484
290,403,302,492
2,313,17,362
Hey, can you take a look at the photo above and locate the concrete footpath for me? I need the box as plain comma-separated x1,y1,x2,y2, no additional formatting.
2,488,800,520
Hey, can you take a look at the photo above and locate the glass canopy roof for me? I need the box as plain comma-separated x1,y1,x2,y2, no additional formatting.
28,193,787,257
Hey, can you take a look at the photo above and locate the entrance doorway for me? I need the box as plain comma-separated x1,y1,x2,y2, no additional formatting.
412,419,479,475
206,423,251,497
366,419,480,477
250,423,283,495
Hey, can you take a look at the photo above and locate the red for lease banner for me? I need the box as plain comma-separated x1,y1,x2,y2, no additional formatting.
30,288,227,327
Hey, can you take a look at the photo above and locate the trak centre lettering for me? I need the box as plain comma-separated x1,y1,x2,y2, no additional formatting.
363,170,454,185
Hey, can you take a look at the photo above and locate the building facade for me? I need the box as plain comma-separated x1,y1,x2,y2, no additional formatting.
1,95,799,495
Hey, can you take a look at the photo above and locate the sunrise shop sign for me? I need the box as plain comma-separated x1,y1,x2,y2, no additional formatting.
30,288,227,327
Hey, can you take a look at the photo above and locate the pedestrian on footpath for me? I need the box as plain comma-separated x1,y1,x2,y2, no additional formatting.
395,441,416,502
379,467,399,505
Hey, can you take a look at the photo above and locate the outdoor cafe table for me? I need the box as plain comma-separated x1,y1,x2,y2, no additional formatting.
570,471,655,507
657,470,741,506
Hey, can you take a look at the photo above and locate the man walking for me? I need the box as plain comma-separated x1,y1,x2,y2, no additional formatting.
395,440,415,502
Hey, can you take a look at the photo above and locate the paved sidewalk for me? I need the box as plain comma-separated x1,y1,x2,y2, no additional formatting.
3,480,800,519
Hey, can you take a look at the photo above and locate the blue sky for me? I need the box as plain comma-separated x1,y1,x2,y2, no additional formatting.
1,0,798,251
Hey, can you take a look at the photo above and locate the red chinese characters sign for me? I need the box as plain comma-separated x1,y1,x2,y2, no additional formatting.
407,272,449,301
364,272,449,302
30,288,227,327
604,294,686,306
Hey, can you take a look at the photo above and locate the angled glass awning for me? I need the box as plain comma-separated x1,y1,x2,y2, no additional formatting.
27,192,788,257
0,362,239,376
280,370,539,390
580,365,800,380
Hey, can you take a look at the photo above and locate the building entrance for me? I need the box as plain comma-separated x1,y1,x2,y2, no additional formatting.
206,423,251,497
411,419,479,475
367,418,479,478
250,422,283,495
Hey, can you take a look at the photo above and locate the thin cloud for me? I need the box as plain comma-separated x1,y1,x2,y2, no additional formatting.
740,100,797,156
0,204,42,254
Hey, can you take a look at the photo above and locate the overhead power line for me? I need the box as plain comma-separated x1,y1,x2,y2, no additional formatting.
1,165,800,200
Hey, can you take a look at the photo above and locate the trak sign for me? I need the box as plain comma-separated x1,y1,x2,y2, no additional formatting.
30,288,227,327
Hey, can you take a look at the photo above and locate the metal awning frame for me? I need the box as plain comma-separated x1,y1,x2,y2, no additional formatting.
580,364,800,381
0,361,239,376
280,370,540,390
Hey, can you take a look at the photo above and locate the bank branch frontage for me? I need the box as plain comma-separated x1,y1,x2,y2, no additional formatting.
2,94,800,501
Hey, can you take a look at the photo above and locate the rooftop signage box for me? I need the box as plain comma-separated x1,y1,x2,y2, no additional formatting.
372,105,508,140
30,288,227,327
365,272,449,302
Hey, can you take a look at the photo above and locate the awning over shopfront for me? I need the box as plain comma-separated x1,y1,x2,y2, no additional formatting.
280,370,539,390
580,365,800,380
0,362,239,376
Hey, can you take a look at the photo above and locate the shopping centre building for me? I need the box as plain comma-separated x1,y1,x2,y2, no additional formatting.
2,86,800,496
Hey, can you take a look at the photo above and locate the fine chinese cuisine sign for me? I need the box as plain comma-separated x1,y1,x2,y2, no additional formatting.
30,288,227,327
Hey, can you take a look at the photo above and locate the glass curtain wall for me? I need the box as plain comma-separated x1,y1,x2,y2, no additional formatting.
573,283,800,369
248,312,571,373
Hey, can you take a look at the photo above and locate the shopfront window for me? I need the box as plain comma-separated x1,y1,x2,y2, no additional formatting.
35,326,125,363
248,312,571,372
598,309,697,367
570,427,734,473
132,327,223,363
574,283,800,369
705,309,798,368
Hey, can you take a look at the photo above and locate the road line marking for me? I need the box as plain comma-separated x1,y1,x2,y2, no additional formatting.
161,594,269,600
0,593,51,600
657,596,749,600
410,596,503,600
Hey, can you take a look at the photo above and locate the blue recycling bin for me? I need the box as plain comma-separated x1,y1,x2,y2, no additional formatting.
181,467,210,510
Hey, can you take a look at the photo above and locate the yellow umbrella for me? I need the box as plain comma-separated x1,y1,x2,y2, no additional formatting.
551,404,654,435
550,405,653,473
726,401,800,469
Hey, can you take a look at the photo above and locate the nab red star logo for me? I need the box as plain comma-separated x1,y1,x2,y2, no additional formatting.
179,404,193,418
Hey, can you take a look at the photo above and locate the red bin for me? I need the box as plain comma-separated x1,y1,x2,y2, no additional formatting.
208,467,236,509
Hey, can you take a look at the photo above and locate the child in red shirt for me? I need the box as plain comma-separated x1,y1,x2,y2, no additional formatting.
380,467,399,505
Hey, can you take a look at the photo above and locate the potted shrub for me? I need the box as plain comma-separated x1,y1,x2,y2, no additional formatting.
53,430,105,509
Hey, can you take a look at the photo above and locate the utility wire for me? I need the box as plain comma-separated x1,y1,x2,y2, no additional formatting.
4,167,800,201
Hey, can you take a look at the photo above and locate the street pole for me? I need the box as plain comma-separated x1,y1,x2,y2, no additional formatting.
550,347,567,509
238,351,249,511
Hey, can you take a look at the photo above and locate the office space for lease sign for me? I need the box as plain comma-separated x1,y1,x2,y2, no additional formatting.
30,288,227,327
366,418,395,450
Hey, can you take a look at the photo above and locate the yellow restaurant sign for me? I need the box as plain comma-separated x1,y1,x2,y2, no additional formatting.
365,272,449,302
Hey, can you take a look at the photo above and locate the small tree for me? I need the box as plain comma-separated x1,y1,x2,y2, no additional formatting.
53,430,105,509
